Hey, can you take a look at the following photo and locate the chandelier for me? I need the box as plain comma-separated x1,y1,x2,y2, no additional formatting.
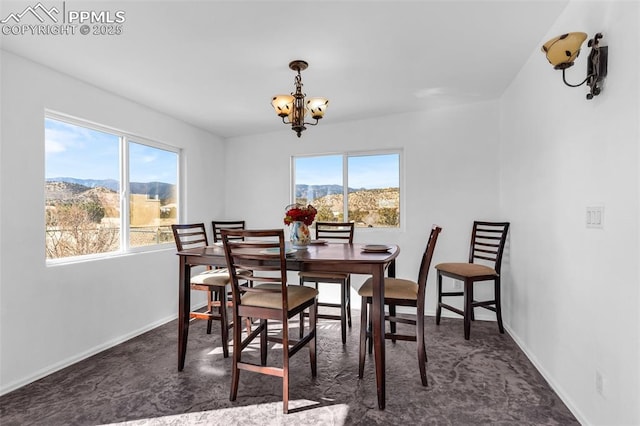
271,60,329,137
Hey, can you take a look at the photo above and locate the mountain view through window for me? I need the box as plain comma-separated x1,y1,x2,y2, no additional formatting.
293,152,400,228
45,116,179,260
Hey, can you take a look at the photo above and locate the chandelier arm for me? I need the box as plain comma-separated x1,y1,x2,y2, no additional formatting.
303,119,320,126
562,68,592,88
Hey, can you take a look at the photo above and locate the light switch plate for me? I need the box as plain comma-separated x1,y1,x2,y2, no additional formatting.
586,205,604,229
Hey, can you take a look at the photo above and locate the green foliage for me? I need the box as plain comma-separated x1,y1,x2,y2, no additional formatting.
83,201,105,223
315,205,335,222
348,209,366,223
378,208,399,226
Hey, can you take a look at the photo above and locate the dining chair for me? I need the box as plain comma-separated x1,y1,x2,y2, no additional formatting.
212,220,246,243
212,219,256,334
298,221,355,344
358,225,442,386
221,228,318,414
435,221,510,339
171,223,232,358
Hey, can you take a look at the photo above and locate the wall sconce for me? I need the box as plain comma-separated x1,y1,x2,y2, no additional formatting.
541,32,608,100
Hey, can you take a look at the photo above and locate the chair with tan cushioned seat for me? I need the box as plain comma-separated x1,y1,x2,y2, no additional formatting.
299,221,354,344
435,221,510,340
171,223,232,358
358,225,442,386
221,228,318,414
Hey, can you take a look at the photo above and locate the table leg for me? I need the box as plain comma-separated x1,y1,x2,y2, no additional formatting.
178,257,191,371
371,263,386,409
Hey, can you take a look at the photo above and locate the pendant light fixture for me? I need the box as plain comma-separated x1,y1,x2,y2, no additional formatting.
271,60,329,137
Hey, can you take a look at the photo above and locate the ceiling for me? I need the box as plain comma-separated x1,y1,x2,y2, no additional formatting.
0,0,569,138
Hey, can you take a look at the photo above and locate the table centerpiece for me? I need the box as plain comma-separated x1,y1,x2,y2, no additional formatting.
284,203,317,249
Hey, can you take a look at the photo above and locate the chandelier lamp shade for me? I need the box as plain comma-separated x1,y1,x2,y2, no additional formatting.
271,60,329,137
541,32,608,100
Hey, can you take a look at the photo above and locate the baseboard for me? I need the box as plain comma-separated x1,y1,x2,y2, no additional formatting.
400,307,498,322
420,309,586,423
503,323,588,425
0,311,179,396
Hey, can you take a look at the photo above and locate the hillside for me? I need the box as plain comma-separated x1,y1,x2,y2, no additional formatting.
46,178,176,202
301,187,399,226
295,184,363,199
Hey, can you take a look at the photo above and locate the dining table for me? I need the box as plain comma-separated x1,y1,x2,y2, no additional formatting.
176,241,400,410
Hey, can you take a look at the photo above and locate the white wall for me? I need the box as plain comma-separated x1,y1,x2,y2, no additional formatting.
0,51,225,394
224,102,503,316
500,2,639,425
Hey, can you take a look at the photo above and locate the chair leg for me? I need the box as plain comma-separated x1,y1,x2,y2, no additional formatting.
389,305,397,343
219,288,230,358
463,280,472,340
346,277,352,328
206,291,214,334
260,319,268,366
435,272,443,325
282,322,290,414
229,310,242,402
495,277,505,334
470,283,476,321
417,309,427,386
340,281,347,344
367,302,373,355
309,301,317,377
358,297,368,379
299,276,305,339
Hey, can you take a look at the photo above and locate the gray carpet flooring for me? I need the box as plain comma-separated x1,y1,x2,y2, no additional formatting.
0,313,578,425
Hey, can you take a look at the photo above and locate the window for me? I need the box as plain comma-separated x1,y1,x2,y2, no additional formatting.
292,151,400,228
45,114,179,261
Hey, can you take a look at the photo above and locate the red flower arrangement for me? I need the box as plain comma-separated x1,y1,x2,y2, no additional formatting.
284,203,317,226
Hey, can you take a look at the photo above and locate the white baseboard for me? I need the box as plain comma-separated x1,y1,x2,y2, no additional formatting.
418,309,586,423
420,309,586,423
0,312,179,396
504,323,588,425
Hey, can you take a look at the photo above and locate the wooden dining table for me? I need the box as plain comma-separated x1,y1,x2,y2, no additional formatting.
176,242,400,410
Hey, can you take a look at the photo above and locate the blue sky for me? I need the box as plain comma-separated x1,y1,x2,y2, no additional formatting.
45,118,397,188
45,118,177,184
295,153,399,189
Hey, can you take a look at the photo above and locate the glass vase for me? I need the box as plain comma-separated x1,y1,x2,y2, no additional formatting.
290,221,311,249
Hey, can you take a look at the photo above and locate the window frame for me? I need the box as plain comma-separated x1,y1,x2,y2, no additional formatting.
290,149,403,230
45,110,181,265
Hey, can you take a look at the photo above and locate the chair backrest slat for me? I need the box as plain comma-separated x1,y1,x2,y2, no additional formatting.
468,221,510,272
475,244,500,251
474,254,498,262
212,220,246,243
474,247,499,255
315,222,355,243
171,223,208,251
